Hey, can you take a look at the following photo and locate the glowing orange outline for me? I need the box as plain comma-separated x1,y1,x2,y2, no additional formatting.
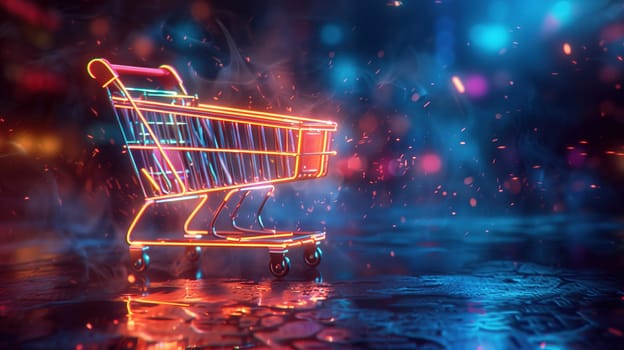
318,130,331,178
197,103,335,124
129,145,300,157
101,75,117,88
158,64,188,95
127,233,324,249
140,168,161,193
183,195,209,236
88,59,187,194
119,87,188,193
114,94,338,126
226,232,294,241
112,100,337,130
88,58,335,255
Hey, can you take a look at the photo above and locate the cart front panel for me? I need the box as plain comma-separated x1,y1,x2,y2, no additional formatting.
113,101,301,198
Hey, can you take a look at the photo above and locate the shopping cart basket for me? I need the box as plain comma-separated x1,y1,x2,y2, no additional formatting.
87,58,337,277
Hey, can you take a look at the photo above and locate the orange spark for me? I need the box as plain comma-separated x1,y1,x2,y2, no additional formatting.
452,76,465,94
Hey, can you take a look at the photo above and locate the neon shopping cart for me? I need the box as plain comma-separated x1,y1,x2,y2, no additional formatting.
87,58,337,277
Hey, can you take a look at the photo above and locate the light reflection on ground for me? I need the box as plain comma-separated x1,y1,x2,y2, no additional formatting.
0,216,623,349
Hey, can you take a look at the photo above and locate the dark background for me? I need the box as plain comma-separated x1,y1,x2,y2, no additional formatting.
1,0,623,235
1,1,624,348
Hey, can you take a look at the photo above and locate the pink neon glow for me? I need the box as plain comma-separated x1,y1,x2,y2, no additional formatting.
542,15,560,34
1,0,60,30
465,75,489,98
421,153,442,174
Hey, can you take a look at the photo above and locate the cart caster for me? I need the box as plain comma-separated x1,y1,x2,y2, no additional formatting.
185,246,202,262
303,246,323,268
269,254,291,278
130,247,150,272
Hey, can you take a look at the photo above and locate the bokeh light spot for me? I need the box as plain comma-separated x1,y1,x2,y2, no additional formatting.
332,58,357,85
421,153,442,174
387,0,403,7
90,18,110,38
469,24,509,53
544,1,574,32
551,1,572,23
465,75,489,98
190,1,211,22
321,24,343,46
347,156,363,171
39,135,60,156
504,178,523,194
15,134,33,153
132,35,154,59
389,115,411,136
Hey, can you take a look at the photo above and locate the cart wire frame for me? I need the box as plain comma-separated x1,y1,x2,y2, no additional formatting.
87,58,337,277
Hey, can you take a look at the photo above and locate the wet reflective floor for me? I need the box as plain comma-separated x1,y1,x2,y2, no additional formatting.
1,215,623,349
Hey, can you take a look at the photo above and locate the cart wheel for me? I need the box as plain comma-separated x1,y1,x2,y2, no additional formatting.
185,246,202,262
303,246,323,268
304,269,323,284
269,255,291,278
130,248,150,272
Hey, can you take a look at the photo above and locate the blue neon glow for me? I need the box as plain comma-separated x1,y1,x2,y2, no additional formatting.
320,24,343,46
435,16,455,66
332,58,357,86
126,87,178,96
469,24,509,53
488,1,509,20
551,1,573,22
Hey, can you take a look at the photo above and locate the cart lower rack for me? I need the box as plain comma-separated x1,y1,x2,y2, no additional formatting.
88,58,337,277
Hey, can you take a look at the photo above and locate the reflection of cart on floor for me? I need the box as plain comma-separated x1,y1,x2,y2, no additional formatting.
121,279,331,346
87,58,337,277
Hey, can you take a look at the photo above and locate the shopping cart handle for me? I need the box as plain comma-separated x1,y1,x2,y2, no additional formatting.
109,64,171,78
87,58,187,93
